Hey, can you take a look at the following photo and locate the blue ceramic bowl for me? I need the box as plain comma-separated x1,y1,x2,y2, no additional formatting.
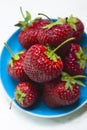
0,29,87,118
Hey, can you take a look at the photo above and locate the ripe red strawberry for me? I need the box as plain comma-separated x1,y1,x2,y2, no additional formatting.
23,38,74,83
14,82,39,108
23,44,62,83
37,20,73,48
8,50,29,82
63,43,87,75
66,15,84,42
43,72,85,108
37,18,73,58
4,42,29,81
16,7,51,49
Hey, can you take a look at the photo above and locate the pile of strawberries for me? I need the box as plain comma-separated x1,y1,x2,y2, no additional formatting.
7,8,87,109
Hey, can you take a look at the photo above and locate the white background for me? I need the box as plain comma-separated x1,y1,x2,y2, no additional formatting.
0,0,87,130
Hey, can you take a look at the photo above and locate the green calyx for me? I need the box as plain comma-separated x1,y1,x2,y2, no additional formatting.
45,45,59,62
15,7,41,30
9,51,24,67
76,47,87,69
61,72,86,91
43,17,66,29
66,15,78,30
43,15,78,30
4,42,24,67
45,37,75,62
15,88,26,104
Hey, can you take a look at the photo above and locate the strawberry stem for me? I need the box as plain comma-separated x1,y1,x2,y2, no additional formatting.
4,43,15,57
4,42,21,63
45,37,75,61
38,13,53,22
52,37,75,53
20,6,25,19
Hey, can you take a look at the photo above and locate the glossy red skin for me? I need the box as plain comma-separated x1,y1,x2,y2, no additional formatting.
72,18,84,42
18,27,39,49
23,44,63,83
63,43,85,75
15,82,39,108
8,51,29,82
43,81,80,108
37,23,73,47
18,19,51,49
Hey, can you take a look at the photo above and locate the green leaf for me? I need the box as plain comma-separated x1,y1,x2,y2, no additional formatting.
19,21,26,26
65,81,70,89
76,51,81,59
65,81,73,91
43,18,65,29
69,23,77,30
61,72,86,90
15,22,23,27
45,51,59,62
25,11,31,22
67,15,78,30
15,88,26,103
15,7,32,30
61,72,70,77
70,79,76,84
72,75,86,79
75,79,85,87
76,47,87,69
70,84,73,91
68,15,78,24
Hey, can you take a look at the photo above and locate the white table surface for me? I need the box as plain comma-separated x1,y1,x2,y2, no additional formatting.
0,0,87,130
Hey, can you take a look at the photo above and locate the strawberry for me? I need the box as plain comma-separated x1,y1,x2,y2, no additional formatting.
43,72,85,108
37,15,84,57
16,7,51,49
14,82,39,108
4,43,29,81
8,50,29,81
66,15,84,42
23,45,62,83
23,38,74,83
63,43,87,75
37,19,73,48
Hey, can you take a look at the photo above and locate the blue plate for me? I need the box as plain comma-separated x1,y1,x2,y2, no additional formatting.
0,29,87,118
